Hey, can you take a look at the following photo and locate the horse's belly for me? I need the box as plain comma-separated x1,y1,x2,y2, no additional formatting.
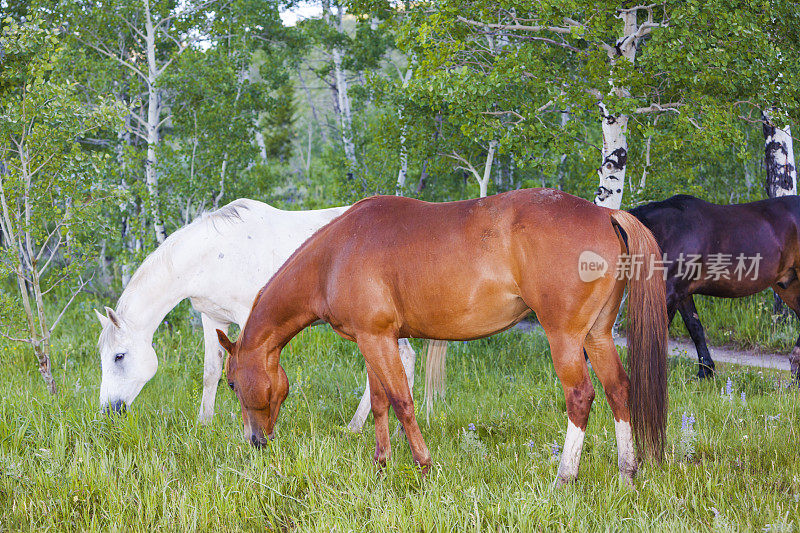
399,293,531,341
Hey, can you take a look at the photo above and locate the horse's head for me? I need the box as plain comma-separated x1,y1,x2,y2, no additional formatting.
217,329,288,447
95,307,158,414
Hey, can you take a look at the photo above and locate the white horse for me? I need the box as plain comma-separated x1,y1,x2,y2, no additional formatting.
96,199,416,429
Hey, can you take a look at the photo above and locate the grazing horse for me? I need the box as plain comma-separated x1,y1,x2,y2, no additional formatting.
217,189,668,485
630,194,800,381
95,199,416,423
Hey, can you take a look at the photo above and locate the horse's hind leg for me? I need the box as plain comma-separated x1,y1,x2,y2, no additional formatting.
349,339,416,433
585,326,636,484
772,281,800,383
198,314,229,424
677,296,715,379
358,334,431,472
546,331,595,486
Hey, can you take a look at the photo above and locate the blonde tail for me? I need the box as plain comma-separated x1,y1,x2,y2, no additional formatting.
424,340,448,423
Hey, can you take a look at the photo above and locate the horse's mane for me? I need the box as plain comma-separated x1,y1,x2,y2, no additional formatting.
114,200,253,318
251,199,369,308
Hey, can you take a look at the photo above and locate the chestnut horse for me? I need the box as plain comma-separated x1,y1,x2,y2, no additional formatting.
217,189,668,485
631,194,800,381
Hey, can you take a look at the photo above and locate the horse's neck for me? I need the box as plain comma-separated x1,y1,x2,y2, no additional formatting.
243,268,319,354
116,246,190,338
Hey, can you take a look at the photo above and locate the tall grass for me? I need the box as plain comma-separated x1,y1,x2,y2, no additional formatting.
1,317,798,530
670,292,799,352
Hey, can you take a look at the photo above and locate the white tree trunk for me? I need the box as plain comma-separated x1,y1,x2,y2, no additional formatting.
594,103,629,209
332,47,356,174
396,108,408,192
254,130,268,162
323,1,357,175
478,141,497,198
763,111,797,197
593,10,638,210
395,67,414,194
144,0,167,244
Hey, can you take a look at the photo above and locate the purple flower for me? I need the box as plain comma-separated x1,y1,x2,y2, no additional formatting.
726,377,733,397
681,412,695,433
551,443,561,457
741,391,746,403
468,423,476,431
681,412,688,432
526,440,535,449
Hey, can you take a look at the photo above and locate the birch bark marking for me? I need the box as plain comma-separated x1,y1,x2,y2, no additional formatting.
595,104,629,208
144,0,167,244
763,111,797,197
594,8,640,209
762,110,796,316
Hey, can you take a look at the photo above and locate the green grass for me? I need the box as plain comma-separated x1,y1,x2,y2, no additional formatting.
670,292,799,353
0,320,799,531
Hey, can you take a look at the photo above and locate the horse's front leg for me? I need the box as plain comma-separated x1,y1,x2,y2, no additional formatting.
359,334,431,472
365,366,391,466
773,281,800,383
348,339,416,432
677,296,715,379
198,314,229,424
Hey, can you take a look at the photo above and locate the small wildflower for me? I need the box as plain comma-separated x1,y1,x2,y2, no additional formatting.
726,377,733,398
551,443,561,458
526,440,535,449
468,423,476,432
741,391,746,404
681,411,695,434
680,411,696,461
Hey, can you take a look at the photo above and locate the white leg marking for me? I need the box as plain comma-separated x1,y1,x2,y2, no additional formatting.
556,419,586,485
614,419,637,482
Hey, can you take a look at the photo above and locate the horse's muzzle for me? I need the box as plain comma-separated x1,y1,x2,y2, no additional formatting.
103,399,127,415
250,434,270,448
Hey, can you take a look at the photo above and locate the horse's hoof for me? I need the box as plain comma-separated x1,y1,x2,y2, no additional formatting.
553,475,575,489
619,471,636,486
697,364,715,380
373,452,389,468
416,460,432,476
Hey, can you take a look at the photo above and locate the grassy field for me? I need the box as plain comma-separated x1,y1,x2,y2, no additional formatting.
0,313,799,531
670,292,800,353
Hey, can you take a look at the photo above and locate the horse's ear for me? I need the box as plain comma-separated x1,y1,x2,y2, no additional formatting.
217,329,235,355
94,308,110,328
104,306,121,328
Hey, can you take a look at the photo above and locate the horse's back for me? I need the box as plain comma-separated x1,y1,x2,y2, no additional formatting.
313,189,624,339
164,199,348,323
631,194,800,296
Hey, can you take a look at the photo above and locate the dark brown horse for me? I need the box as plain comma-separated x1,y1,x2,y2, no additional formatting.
217,189,668,485
631,194,800,381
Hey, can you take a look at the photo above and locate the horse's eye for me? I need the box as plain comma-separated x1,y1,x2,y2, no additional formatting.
114,353,125,363
228,381,235,390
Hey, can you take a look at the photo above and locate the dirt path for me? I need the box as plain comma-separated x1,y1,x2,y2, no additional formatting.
512,320,791,372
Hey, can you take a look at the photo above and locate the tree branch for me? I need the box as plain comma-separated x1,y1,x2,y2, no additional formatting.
457,16,574,35
49,275,92,333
